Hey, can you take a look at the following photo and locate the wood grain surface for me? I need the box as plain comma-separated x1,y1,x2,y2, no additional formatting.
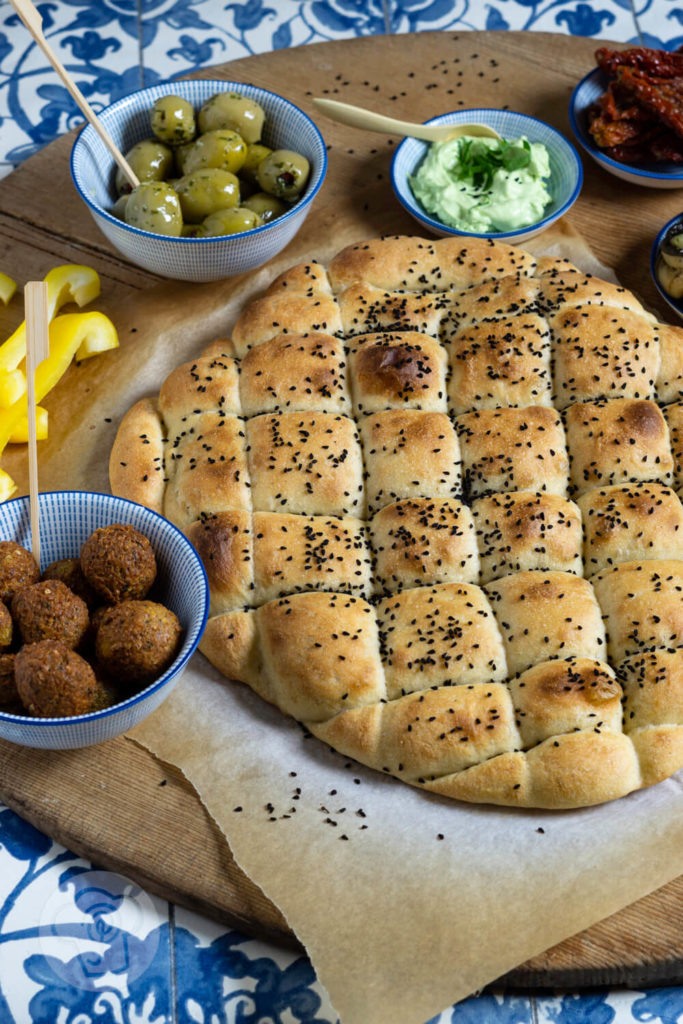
0,31,682,990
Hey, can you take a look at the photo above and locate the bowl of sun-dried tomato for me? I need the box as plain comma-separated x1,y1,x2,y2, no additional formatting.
570,47,683,188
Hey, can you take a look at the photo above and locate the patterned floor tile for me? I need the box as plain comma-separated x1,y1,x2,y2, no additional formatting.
139,0,390,84
534,987,683,1023
386,0,640,41
0,0,143,174
635,0,683,50
0,805,171,1024
172,905,340,1023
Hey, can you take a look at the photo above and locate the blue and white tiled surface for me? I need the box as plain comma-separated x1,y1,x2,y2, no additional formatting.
2,2,683,1022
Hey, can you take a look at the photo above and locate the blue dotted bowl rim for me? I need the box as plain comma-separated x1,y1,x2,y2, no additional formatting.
0,490,209,727
569,67,683,182
390,108,583,241
70,79,328,243
650,214,683,320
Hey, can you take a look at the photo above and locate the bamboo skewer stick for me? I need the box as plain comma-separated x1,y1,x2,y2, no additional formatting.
24,281,50,571
9,0,140,189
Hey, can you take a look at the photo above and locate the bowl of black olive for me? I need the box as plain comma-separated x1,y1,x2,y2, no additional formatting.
71,80,327,282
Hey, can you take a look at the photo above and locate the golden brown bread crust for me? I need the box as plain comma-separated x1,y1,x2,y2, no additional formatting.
472,491,583,583
360,410,462,514
370,497,479,593
239,332,351,417
347,331,448,414
455,406,569,499
112,235,683,809
447,314,552,415
578,483,683,575
109,397,166,514
485,570,607,678
564,398,673,498
549,306,659,410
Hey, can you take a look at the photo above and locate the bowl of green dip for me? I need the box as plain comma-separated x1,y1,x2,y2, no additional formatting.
391,108,583,244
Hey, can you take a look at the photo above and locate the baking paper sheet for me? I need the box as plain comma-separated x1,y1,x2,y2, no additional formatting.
7,220,683,1024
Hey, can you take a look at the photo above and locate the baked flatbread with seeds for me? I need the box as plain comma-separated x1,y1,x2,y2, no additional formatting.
111,234,683,809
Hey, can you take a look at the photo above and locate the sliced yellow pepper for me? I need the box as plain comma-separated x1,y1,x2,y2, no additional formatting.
0,310,119,496
0,264,101,404
0,468,16,502
0,272,16,306
9,407,47,444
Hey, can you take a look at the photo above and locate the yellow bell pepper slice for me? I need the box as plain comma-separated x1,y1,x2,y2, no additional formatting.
9,407,47,444
0,310,118,498
0,265,101,401
0,272,16,306
0,468,16,502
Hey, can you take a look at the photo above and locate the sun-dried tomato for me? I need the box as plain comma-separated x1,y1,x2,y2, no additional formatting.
586,46,683,164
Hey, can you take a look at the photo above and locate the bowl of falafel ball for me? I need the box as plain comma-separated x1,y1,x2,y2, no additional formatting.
0,490,209,749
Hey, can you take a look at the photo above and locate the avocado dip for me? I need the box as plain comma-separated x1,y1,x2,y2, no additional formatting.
409,135,552,233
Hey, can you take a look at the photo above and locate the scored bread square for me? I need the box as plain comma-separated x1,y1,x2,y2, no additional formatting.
347,331,448,414
564,398,674,498
549,306,659,410
239,332,352,417
376,582,507,697
245,411,365,517
110,233,683,809
472,491,583,584
446,314,553,415
370,497,479,593
455,406,569,499
360,409,462,515
578,482,683,575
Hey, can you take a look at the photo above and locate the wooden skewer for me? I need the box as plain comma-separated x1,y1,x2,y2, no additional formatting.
9,0,140,189
24,281,50,571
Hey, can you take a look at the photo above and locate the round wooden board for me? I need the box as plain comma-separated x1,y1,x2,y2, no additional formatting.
0,30,682,992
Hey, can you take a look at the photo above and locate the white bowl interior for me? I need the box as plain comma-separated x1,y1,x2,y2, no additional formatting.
0,491,208,748
391,108,582,241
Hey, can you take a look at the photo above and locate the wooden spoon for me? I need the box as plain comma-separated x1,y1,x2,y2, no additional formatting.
24,281,49,571
9,0,139,189
312,97,502,143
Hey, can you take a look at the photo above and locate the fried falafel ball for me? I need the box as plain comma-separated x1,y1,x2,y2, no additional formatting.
12,579,90,649
0,541,40,604
80,524,157,604
96,600,182,684
0,653,17,708
15,640,113,717
0,600,12,651
42,557,98,609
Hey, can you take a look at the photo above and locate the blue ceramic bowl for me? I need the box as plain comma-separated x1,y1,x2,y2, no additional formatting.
570,68,683,189
651,214,683,321
391,108,582,244
0,491,209,749
70,79,327,282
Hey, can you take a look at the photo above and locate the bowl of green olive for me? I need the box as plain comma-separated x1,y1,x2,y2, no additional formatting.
70,80,327,281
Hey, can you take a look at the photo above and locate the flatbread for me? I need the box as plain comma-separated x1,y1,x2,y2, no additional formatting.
110,234,683,808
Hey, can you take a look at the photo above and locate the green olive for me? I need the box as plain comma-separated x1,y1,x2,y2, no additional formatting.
173,168,240,223
196,207,262,236
111,194,130,221
242,191,288,224
182,129,247,175
116,138,174,194
151,94,196,145
124,182,183,236
256,149,310,200
198,92,265,144
174,141,196,176
241,143,272,183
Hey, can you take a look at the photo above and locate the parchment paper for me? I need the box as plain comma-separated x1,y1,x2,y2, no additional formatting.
8,221,683,1024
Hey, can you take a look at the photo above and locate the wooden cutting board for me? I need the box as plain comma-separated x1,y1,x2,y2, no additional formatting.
0,30,682,991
